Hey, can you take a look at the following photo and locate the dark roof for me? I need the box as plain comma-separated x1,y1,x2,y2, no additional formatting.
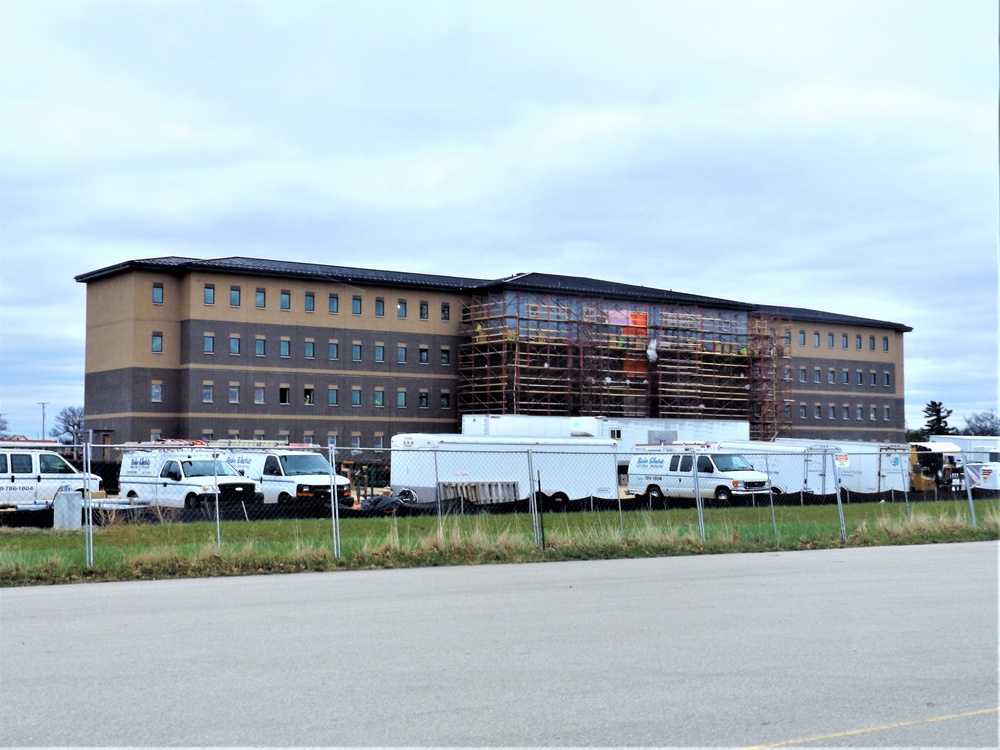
752,304,913,333
472,272,754,310
75,256,482,291
76,256,911,332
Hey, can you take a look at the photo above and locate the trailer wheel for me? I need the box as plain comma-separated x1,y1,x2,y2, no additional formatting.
714,486,733,505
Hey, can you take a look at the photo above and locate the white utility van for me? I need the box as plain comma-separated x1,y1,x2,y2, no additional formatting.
118,447,262,509
0,443,102,508
627,449,770,504
222,448,352,505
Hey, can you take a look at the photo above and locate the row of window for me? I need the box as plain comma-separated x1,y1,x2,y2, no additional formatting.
146,430,389,450
792,367,893,387
196,334,451,365
787,403,893,421
796,329,890,353
163,382,453,409
157,282,453,321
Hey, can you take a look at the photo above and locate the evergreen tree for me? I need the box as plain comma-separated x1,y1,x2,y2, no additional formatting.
922,401,956,436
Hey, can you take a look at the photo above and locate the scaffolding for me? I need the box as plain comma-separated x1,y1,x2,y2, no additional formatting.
457,292,790,438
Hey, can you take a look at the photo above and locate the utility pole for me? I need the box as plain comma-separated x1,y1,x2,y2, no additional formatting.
39,402,48,440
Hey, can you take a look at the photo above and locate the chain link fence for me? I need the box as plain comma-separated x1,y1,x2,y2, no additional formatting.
0,439,995,566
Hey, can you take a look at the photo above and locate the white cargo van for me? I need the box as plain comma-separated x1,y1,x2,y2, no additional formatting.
626,449,770,504
0,443,102,508
118,448,262,509
222,449,352,505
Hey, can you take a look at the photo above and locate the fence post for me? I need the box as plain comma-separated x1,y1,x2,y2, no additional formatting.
829,450,847,544
615,450,624,540
961,451,978,528
212,451,222,552
328,438,341,557
84,433,94,567
692,451,705,541
898,450,911,521
433,449,443,536
763,453,779,544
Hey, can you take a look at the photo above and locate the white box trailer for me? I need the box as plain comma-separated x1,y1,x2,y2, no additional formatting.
390,434,620,506
460,415,750,458
715,440,836,496
774,438,909,495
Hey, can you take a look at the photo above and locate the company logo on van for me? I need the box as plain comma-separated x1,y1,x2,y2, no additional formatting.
128,456,152,471
634,456,665,469
231,455,253,465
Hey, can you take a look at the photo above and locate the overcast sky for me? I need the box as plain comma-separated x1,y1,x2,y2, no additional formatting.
1,0,996,440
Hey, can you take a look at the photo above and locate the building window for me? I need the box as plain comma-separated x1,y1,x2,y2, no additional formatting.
304,292,315,312
229,386,240,404
203,335,215,354
352,296,362,315
783,405,791,420
813,332,820,347
230,287,241,307
151,333,163,353
798,330,806,346
842,406,850,420
256,289,266,308
419,301,429,320
150,431,162,441
813,369,820,384
827,333,834,348
814,405,821,419
397,345,407,363
374,345,385,363
280,291,291,311
397,299,407,318
229,336,240,355
255,387,265,404
799,405,806,419
327,387,338,406
304,341,315,359
397,390,407,407
827,369,835,384
440,392,451,409
799,368,806,383
255,338,265,356
828,405,836,419
151,383,162,402
883,336,889,352
856,406,863,420
842,370,849,384
280,340,291,358
352,343,362,361
375,298,385,317
842,334,848,349
204,284,215,305
869,336,876,351
441,302,451,321
329,294,339,314
202,385,214,403
152,283,163,305
374,390,384,408
440,347,450,365
883,372,891,386
374,436,384,450
419,346,429,364
869,372,877,386
279,387,291,405
419,391,428,408
856,371,863,385
783,329,791,346
783,367,791,381
328,342,339,360
856,335,862,350
351,388,361,407
304,388,314,405
351,435,361,449
870,406,877,421
883,406,891,421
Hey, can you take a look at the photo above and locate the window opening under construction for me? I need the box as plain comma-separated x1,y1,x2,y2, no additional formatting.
458,292,789,440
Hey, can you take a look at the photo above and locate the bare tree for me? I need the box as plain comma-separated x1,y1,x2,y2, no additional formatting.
962,409,1000,436
0,415,9,439
49,406,86,445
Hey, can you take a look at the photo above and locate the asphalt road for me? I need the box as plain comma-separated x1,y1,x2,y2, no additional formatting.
1,542,997,748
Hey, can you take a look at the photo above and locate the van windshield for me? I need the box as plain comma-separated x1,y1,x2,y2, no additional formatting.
280,453,334,476
182,460,241,478
711,454,754,472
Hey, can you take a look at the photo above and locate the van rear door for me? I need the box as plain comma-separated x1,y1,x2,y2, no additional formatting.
1,453,38,505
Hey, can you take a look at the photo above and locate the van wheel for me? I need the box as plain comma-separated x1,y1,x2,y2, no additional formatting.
771,487,783,496
646,485,664,506
184,493,200,509
278,492,293,504
714,487,733,505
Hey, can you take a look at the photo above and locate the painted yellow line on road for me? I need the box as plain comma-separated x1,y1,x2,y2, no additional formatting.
738,707,999,749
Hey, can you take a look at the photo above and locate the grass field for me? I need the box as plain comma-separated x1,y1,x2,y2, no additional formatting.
1,498,997,586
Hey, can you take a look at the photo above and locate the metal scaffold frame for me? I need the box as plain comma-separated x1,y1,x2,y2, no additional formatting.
457,291,788,434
